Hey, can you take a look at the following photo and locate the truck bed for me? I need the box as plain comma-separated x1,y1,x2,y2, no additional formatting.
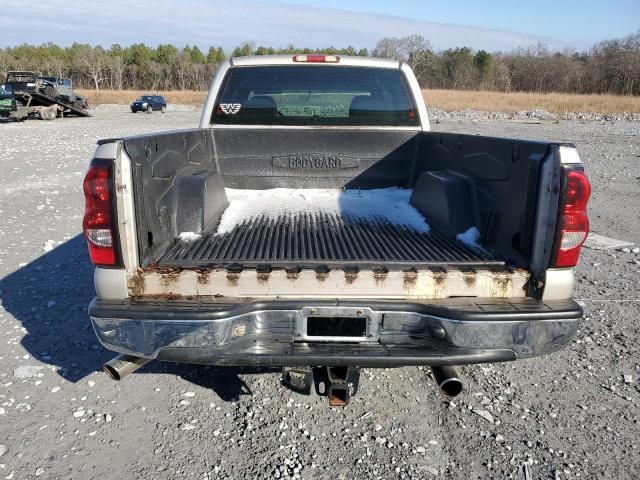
121,127,555,279
158,212,501,270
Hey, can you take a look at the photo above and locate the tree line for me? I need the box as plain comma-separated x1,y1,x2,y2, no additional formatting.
1,32,638,95
375,33,640,95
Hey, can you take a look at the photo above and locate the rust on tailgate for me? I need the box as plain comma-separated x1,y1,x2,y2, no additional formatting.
373,271,387,286
226,272,240,287
128,266,531,300
463,270,477,287
344,272,358,285
257,272,271,285
128,270,146,297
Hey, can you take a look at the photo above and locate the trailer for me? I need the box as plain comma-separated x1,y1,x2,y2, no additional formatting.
0,71,90,121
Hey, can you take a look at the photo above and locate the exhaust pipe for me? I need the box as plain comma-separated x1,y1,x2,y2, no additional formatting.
431,366,463,397
103,354,152,381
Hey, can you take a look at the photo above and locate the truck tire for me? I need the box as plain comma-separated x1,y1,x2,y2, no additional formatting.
161,105,167,113
40,107,57,121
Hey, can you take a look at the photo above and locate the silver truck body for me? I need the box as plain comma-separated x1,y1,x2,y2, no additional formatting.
86,56,586,371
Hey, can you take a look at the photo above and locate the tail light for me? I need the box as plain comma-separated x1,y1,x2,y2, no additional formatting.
83,158,121,266
552,169,591,267
292,54,340,63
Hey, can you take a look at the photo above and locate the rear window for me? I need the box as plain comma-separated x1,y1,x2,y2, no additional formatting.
212,65,419,127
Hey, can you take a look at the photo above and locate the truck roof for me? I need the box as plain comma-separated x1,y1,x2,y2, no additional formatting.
230,55,401,69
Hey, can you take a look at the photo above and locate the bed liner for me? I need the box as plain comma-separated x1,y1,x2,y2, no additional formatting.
158,212,502,271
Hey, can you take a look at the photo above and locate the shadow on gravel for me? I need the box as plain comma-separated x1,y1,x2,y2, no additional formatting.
0,234,104,382
144,363,280,402
0,235,285,398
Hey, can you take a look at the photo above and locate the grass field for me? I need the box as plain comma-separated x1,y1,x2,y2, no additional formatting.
78,89,207,106
423,89,640,114
78,89,640,114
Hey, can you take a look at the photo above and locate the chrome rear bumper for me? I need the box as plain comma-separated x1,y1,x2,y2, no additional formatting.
89,297,582,367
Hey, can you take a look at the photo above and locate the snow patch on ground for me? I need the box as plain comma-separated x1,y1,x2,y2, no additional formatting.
216,188,430,235
178,231,201,242
166,104,196,112
456,226,482,250
42,240,57,252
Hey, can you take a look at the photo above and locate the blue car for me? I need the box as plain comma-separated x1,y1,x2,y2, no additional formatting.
130,95,167,113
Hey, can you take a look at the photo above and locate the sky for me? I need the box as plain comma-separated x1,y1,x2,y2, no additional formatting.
1,0,638,52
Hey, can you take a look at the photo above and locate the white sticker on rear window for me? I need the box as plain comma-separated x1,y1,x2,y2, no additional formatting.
220,103,241,114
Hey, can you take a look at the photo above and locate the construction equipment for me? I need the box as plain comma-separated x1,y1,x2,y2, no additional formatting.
0,71,90,121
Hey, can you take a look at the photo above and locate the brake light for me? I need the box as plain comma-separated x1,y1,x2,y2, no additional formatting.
83,159,119,266
552,170,591,267
292,54,340,63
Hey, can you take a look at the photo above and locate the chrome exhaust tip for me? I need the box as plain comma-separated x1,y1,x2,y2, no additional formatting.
103,354,152,381
430,366,463,397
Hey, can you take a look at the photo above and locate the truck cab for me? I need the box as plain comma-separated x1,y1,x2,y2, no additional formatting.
38,76,74,102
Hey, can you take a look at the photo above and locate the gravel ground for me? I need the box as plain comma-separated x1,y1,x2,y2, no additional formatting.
428,108,640,122
0,111,639,479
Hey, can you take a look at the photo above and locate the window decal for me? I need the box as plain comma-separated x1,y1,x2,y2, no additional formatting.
219,103,241,114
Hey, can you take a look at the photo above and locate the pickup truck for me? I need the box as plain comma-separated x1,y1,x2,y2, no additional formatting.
84,55,590,402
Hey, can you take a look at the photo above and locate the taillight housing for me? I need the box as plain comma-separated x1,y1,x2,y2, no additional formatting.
83,158,121,266
551,169,591,268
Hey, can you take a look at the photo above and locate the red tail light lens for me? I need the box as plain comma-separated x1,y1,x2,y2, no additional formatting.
553,170,591,267
83,159,120,266
563,170,591,211
292,54,340,63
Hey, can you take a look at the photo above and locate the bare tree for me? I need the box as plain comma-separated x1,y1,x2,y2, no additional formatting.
0,50,11,80
372,37,404,60
148,61,163,91
108,55,126,90
173,50,192,90
72,45,109,90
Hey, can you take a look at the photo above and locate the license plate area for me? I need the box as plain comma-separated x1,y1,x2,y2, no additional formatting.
298,307,378,342
307,317,367,338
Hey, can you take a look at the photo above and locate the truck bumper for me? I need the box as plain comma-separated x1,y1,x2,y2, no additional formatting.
89,297,582,367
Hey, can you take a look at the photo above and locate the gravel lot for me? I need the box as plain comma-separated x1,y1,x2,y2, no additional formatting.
0,111,639,479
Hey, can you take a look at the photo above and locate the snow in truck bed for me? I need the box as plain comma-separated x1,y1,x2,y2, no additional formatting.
216,188,430,235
